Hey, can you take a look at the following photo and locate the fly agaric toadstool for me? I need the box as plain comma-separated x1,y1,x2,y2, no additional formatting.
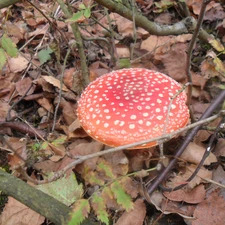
77,68,189,148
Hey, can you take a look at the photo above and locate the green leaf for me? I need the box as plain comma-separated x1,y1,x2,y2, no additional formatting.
208,38,225,52
0,48,7,70
37,173,83,206
96,159,116,179
91,194,109,225
37,47,53,65
213,56,225,74
79,3,86,10
41,141,49,149
51,135,67,146
83,8,91,18
1,34,18,57
84,171,105,186
117,58,131,69
68,199,90,225
66,11,84,22
111,181,133,211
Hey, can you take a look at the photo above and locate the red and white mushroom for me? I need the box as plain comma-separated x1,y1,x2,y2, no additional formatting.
77,68,189,148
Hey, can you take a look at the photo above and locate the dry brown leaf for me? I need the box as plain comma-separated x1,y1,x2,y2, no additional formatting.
150,191,195,218
163,184,206,204
36,97,53,113
63,68,76,89
0,197,45,225
8,54,29,73
0,102,16,122
141,35,172,55
33,77,54,92
192,189,225,225
42,76,69,92
6,137,27,170
201,57,221,78
154,12,172,24
119,177,139,198
167,164,212,189
15,77,35,96
180,142,217,165
115,199,146,225
59,98,77,125
66,141,103,174
155,43,188,81
187,0,220,15
116,44,130,58
5,21,24,42
103,151,129,176
192,72,207,89
213,138,225,157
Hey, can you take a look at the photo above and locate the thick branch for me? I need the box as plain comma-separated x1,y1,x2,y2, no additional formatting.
0,169,70,225
95,0,191,35
0,0,20,8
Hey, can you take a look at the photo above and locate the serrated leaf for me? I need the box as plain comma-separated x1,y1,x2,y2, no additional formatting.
83,8,91,18
0,48,7,70
68,199,90,225
66,11,84,22
1,34,18,57
51,135,67,145
91,193,109,225
96,159,116,179
111,181,133,211
37,173,83,206
208,39,225,52
213,56,225,74
37,47,53,65
41,141,49,149
84,171,105,186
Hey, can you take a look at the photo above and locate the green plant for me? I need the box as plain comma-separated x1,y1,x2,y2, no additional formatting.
66,3,95,23
0,34,18,70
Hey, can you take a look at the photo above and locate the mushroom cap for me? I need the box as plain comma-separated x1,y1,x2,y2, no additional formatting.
77,68,189,148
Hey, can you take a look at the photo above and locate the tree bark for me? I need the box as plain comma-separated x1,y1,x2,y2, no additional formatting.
0,0,20,9
0,169,70,225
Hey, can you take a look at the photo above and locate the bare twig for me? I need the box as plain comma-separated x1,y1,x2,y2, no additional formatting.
56,0,90,87
147,88,225,195
28,110,224,184
186,0,211,121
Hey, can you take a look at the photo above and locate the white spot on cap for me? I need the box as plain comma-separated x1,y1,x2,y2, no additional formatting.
129,124,135,129
119,121,125,126
139,120,143,124
157,116,163,120
104,123,109,128
130,115,136,120
143,113,149,117
171,104,176,109
104,109,109,113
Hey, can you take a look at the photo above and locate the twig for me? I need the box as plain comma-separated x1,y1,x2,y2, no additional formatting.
160,116,225,192
27,110,224,184
147,88,225,195
186,0,211,121
52,45,71,131
56,0,90,87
